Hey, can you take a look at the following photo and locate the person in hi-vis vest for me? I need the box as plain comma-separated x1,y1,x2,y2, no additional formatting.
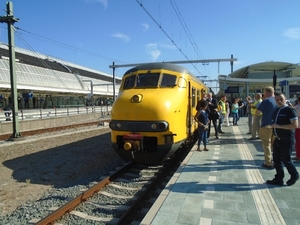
217,94,227,134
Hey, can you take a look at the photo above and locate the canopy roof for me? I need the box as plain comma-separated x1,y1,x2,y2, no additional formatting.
0,43,122,96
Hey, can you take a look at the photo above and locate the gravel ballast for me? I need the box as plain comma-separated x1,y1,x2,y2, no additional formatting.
0,125,124,224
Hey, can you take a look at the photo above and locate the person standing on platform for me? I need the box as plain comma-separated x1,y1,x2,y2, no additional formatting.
224,99,230,126
266,93,299,186
217,94,227,133
246,96,253,134
238,98,245,117
256,86,278,169
294,96,300,126
206,93,219,139
249,93,262,140
194,100,210,152
293,96,300,161
231,98,239,126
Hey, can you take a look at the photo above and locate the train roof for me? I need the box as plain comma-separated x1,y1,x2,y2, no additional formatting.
124,63,193,76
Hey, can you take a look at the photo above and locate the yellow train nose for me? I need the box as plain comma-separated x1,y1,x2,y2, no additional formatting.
124,142,132,150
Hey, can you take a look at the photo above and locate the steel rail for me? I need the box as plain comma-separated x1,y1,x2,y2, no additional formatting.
36,162,133,225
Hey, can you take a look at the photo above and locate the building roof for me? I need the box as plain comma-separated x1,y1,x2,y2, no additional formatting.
218,61,300,93
229,61,299,78
0,42,122,96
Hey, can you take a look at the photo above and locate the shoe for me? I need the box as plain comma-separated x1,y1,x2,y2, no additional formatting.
262,163,273,169
256,137,260,139
215,136,219,139
249,137,256,140
204,148,209,151
286,175,299,186
219,131,225,134
196,147,202,152
266,178,283,186
247,132,252,134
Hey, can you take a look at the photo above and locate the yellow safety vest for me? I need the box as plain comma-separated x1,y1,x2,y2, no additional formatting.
218,100,226,114
251,99,262,115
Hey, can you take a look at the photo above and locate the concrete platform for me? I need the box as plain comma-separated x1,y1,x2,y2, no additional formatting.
142,117,300,225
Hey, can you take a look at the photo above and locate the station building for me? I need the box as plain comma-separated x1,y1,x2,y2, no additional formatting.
0,42,122,110
218,61,300,101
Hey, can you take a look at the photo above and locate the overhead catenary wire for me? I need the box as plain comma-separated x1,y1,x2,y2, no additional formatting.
14,26,118,63
135,0,204,76
14,29,95,105
170,0,210,77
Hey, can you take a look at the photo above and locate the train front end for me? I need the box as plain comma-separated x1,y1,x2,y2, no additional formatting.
109,63,189,164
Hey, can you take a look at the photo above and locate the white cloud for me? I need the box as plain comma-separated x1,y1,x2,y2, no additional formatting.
141,23,149,31
111,32,131,42
282,27,300,39
145,43,161,61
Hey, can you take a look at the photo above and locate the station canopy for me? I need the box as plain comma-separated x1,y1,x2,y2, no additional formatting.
0,42,122,97
218,61,300,94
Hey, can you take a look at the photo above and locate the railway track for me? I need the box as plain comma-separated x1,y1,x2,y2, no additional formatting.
33,139,194,225
0,119,110,141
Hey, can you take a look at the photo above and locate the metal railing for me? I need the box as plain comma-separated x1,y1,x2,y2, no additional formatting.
1,105,112,122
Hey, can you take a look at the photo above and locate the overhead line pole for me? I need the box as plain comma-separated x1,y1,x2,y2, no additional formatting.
109,57,237,96
0,2,22,139
109,57,237,69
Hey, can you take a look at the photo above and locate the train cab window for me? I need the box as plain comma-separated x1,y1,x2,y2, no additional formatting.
136,73,160,88
123,75,136,89
160,74,177,87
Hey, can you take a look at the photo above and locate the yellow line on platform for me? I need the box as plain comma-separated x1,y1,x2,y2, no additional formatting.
233,126,286,225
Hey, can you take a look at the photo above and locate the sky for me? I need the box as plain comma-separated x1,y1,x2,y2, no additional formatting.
0,0,300,93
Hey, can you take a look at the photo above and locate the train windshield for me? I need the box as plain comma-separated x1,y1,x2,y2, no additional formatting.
122,72,177,89
136,73,160,88
123,75,136,89
160,74,177,87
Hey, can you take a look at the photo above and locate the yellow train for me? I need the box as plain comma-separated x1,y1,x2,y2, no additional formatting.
109,63,209,164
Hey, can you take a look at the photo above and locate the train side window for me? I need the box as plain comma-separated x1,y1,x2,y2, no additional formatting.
161,74,177,87
192,87,196,107
197,89,201,102
123,75,136,89
136,73,160,88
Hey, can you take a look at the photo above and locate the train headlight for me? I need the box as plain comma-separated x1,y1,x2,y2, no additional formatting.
109,122,115,129
116,123,122,128
150,122,168,131
158,122,168,130
151,124,157,129
132,94,142,103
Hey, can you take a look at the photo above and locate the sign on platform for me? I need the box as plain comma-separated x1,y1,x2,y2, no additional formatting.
289,85,300,93
279,80,288,86
221,83,228,90
225,86,239,93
